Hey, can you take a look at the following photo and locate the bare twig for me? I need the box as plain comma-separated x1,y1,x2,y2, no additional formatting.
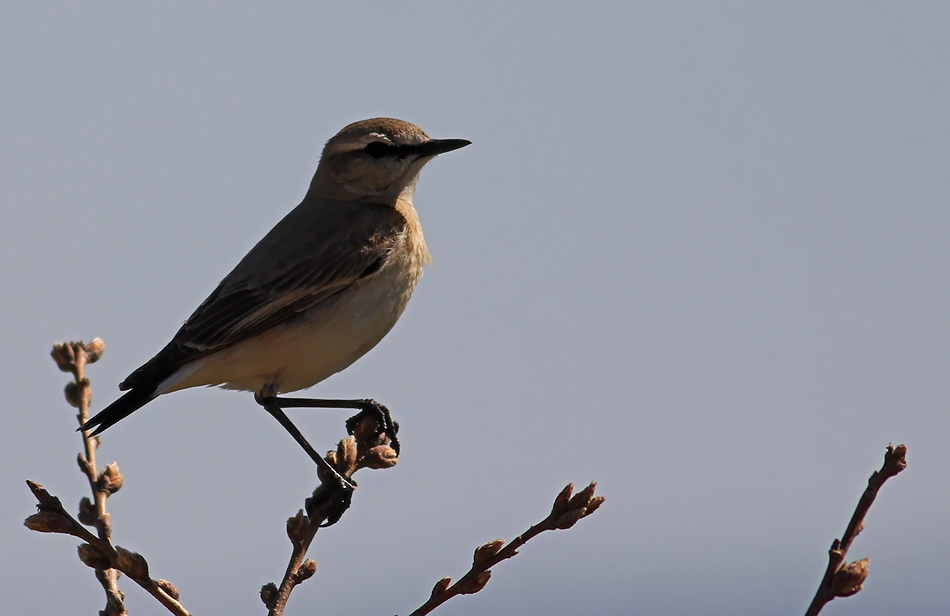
260,411,399,616
32,340,606,616
804,443,908,616
408,482,605,616
26,340,190,616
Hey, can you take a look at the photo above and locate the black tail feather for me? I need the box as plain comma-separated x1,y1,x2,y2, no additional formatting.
80,386,157,435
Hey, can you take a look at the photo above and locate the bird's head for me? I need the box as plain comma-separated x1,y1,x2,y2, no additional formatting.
309,118,470,202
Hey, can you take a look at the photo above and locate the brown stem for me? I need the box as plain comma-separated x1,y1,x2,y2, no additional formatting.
408,482,605,616
262,412,399,616
803,443,907,616
32,340,191,616
71,347,114,545
26,479,190,615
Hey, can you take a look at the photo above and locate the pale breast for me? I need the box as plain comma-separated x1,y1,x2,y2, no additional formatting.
163,210,428,395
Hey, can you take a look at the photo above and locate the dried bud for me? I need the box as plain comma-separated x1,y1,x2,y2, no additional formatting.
554,508,586,530
97,462,124,494
473,539,505,565
832,558,869,597
583,496,606,518
115,546,149,580
337,436,358,472
84,338,105,363
568,482,597,511
78,544,112,570
459,571,491,595
25,511,74,534
78,497,97,526
316,452,337,484
64,379,91,408
77,453,93,475
156,579,180,601
286,510,309,543
295,559,317,583
51,343,77,373
430,577,452,598
26,480,65,511
552,483,573,515
358,445,398,470
882,443,908,477
260,582,278,609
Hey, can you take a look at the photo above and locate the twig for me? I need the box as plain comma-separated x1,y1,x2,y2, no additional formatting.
25,340,190,616
408,482,605,616
259,411,399,616
25,479,188,615
803,443,908,616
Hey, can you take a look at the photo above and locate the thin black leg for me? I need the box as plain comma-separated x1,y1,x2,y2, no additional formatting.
262,397,400,455
256,394,356,492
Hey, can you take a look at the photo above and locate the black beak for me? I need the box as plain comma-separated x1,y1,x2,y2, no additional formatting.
414,138,472,157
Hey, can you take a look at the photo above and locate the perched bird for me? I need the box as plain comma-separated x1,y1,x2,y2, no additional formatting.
82,118,470,477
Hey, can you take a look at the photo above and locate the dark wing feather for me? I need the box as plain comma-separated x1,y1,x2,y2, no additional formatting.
119,198,404,390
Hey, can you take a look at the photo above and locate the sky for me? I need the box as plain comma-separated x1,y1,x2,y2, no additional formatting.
2,3,949,615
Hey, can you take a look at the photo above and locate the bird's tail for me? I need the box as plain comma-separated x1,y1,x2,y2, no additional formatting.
80,386,157,435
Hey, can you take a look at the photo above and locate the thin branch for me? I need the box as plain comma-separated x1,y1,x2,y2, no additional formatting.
804,443,908,616
26,479,188,615
260,411,399,616
408,482,605,616
26,340,190,616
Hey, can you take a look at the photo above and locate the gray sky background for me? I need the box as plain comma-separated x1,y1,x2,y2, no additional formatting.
3,3,948,615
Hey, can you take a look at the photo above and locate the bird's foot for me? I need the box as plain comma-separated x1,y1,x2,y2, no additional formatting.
346,399,400,455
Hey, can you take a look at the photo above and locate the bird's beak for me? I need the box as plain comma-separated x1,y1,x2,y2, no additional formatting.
414,138,472,157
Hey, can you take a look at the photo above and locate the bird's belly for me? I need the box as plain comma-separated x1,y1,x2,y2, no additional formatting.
167,262,420,394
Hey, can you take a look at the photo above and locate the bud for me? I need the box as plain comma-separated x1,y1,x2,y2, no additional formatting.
25,511,74,534
317,452,338,484
337,436,358,472
473,539,505,565
260,582,278,609
115,546,149,580
554,508,586,530
51,343,77,373
832,558,869,597
552,483,573,515
84,338,105,363
65,379,91,408
286,510,308,543
157,579,180,600
459,571,491,595
430,577,452,598
26,480,65,511
78,497,97,526
77,453,93,475
358,445,398,470
97,462,124,494
295,559,317,583
78,544,112,570
568,482,597,511
584,496,606,517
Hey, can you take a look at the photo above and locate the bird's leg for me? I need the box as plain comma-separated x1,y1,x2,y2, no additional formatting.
261,397,400,455
255,393,357,494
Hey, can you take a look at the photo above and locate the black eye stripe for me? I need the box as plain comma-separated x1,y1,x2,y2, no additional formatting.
363,141,394,159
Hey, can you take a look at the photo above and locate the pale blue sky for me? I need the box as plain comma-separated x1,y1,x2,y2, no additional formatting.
3,4,949,615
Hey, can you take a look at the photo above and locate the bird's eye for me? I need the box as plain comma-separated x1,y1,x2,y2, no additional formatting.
363,141,391,159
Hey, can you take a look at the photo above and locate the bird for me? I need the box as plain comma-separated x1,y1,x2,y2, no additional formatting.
81,118,470,480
